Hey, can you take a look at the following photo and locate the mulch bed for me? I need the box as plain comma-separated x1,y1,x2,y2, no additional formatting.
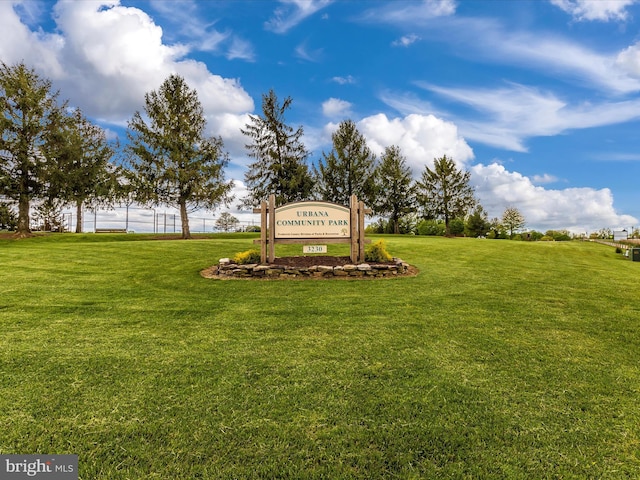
271,255,358,268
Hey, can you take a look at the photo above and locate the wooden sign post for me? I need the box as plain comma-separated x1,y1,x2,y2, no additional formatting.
253,195,370,264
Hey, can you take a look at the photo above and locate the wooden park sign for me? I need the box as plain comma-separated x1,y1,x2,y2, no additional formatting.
253,194,370,264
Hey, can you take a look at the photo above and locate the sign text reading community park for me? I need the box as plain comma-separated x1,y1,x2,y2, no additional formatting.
253,194,369,263
274,201,350,239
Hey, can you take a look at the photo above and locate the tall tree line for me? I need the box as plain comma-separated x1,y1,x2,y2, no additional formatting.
2,60,482,237
1,63,235,237
1,62,125,235
240,106,479,235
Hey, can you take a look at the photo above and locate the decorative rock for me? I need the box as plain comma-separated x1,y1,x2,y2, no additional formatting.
215,257,411,279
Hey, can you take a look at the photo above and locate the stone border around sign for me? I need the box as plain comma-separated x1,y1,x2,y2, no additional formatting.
209,257,414,280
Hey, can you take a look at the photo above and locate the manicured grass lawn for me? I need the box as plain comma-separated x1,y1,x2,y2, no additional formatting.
1,233,639,478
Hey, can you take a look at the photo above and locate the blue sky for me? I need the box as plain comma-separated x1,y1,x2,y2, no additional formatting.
2,0,640,233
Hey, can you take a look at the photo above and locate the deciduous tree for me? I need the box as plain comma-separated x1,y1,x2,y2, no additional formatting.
241,89,314,207
127,74,233,239
488,217,507,239
215,212,239,232
502,206,526,238
416,155,476,236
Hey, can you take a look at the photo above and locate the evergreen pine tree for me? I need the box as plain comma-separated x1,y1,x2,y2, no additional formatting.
0,62,65,235
373,145,415,234
313,119,377,207
127,74,233,239
416,155,476,236
46,109,117,233
241,89,314,207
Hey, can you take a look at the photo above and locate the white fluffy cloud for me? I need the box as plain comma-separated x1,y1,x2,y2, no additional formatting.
551,0,636,22
322,98,352,118
615,41,640,79
208,112,254,163
357,113,474,173
0,1,65,75
55,1,253,120
532,173,559,184
471,163,637,233
0,0,253,128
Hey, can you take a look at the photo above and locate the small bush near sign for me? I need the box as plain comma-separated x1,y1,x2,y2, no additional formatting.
232,249,261,264
365,239,393,263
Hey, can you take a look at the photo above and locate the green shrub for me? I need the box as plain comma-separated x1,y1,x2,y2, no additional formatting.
367,217,419,235
449,218,465,236
488,229,508,239
524,230,544,241
397,213,419,235
417,219,446,236
0,202,17,231
232,249,261,264
545,230,572,241
365,239,393,263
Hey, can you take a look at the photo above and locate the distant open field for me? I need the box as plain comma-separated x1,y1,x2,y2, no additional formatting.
1,234,638,479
